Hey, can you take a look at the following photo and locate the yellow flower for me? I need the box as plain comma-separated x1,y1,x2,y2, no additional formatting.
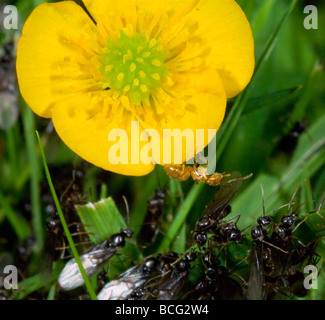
17,0,254,176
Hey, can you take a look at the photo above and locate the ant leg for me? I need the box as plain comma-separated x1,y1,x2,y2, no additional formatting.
261,240,288,254
222,173,253,185
291,216,309,234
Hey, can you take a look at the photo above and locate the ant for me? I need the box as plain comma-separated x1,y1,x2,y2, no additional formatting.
97,271,109,293
130,252,192,300
193,177,243,247
187,250,244,300
58,229,133,291
139,189,167,244
278,121,307,154
153,257,192,300
164,163,252,186
97,257,157,300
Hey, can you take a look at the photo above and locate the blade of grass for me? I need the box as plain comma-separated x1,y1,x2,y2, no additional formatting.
21,104,43,251
5,125,19,185
0,192,30,240
169,179,184,203
291,61,323,123
76,197,128,243
15,274,44,300
36,131,97,300
157,183,204,251
129,173,159,237
99,183,108,200
169,180,186,253
47,283,56,300
14,261,63,300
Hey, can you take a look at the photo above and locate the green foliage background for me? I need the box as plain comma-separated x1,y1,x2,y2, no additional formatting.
0,0,324,300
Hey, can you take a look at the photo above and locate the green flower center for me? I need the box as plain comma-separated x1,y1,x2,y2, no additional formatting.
100,32,168,105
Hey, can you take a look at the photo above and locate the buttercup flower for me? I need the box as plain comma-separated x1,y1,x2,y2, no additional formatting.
17,0,254,176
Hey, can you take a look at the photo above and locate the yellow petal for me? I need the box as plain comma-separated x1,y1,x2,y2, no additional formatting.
17,1,102,118
135,0,254,98
82,0,138,38
149,67,227,164
187,0,255,98
51,91,155,176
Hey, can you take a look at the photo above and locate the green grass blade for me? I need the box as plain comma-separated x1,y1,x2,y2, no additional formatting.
76,197,128,243
157,183,204,251
129,173,159,237
36,131,97,300
291,61,323,123
21,104,43,250
0,192,30,240
5,126,20,185
15,274,44,300
243,86,301,115
46,283,56,301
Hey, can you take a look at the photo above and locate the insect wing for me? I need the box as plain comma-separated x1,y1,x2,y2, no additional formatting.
58,246,117,291
97,265,146,300
86,246,117,266
155,270,187,300
204,174,242,219
245,243,266,300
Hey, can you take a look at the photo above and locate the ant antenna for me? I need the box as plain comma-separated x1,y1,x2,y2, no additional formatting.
291,216,309,234
122,195,130,226
268,203,292,216
261,239,288,254
305,179,316,210
260,184,266,216
288,186,299,212
223,173,253,185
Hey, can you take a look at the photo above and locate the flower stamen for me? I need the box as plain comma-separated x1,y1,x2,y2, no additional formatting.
100,32,168,106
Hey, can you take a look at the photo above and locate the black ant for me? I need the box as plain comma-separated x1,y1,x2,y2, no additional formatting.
187,250,244,300
193,176,243,247
130,252,193,300
154,257,191,300
58,229,133,291
97,257,158,300
96,271,109,293
278,121,307,154
139,189,167,244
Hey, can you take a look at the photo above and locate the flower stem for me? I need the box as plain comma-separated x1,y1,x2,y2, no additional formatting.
21,105,43,251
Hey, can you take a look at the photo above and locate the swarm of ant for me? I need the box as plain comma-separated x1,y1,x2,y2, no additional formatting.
1,165,323,301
